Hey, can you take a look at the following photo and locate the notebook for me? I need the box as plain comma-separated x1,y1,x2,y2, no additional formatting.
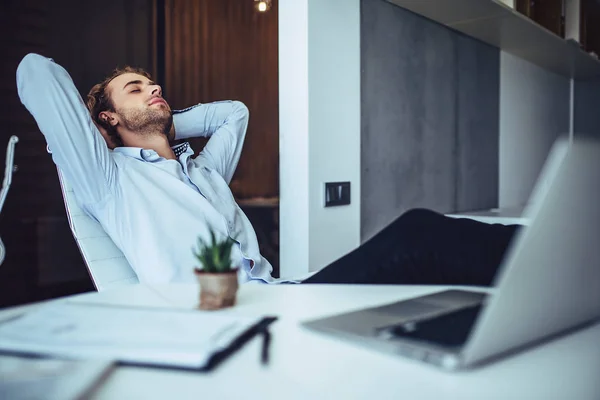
0,302,276,371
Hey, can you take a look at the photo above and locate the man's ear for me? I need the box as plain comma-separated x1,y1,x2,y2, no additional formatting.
99,111,119,127
94,112,119,150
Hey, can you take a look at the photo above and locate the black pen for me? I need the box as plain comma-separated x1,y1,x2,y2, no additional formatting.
261,327,271,365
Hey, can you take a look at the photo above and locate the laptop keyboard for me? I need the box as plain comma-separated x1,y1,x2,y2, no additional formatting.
384,304,484,348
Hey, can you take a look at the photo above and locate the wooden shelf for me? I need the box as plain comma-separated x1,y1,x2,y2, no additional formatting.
386,0,600,79
236,197,279,208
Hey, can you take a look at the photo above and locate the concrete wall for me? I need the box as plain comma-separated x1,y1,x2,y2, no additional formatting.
499,52,570,208
361,0,499,242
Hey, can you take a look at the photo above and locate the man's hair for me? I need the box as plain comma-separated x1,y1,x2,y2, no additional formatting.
86,66,152,147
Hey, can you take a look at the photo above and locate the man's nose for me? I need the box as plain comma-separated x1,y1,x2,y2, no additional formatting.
151,85,162,97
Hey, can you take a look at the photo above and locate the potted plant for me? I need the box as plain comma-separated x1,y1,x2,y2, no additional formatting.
192,230,239,310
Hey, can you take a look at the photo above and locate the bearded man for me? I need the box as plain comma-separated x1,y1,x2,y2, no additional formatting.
16,53,520,287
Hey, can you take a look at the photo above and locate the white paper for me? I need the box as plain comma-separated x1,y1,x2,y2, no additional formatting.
0,303,261,369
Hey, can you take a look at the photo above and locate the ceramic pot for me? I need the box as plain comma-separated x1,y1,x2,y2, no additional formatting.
194,268,239,310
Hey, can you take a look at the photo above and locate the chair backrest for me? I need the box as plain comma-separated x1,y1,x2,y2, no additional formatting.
0,135,19,266
55,166,139,291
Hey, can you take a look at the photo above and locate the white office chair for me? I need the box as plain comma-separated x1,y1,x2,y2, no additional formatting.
0,135,19,266
50,147,139,291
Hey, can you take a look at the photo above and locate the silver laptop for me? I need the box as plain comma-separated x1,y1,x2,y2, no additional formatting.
302,136,600,370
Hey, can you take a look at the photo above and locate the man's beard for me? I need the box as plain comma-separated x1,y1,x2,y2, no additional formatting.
117,106,173,137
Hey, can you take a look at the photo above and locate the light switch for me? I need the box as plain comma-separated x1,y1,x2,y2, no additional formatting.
324,182,351,207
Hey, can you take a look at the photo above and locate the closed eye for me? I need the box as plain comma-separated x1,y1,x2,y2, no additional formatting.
130,89,141,93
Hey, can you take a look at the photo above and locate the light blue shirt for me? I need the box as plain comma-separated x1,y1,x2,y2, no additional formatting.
16,53,276,284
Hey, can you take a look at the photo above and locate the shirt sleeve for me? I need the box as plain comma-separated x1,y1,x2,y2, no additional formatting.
16,53,116,205
172,101,249,184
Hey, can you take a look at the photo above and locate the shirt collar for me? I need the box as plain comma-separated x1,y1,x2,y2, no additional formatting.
113,142,192,162
173,142,191,157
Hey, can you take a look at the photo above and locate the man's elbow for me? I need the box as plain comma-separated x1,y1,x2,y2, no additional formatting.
16,53,52,101
232,101,249,122
17,53,48,82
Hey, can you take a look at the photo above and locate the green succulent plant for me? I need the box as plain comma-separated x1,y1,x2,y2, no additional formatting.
192,229,236,273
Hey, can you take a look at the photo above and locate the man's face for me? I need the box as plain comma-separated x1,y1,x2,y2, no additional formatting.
104,73,172,136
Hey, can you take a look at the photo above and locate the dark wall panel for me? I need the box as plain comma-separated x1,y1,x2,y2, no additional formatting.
0,0,154,306
164,0,279,199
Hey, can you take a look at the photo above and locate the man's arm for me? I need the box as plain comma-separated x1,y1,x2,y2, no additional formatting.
16,53,116,205
171,101,249,184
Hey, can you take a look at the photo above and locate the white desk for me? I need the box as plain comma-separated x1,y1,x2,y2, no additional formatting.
446,205,530,225
2,284,600,399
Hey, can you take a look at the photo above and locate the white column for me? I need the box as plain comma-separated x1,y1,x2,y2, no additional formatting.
279,0,361,278
279,0,310,279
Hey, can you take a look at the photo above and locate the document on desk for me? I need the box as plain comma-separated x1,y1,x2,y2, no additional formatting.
0,303,274,370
